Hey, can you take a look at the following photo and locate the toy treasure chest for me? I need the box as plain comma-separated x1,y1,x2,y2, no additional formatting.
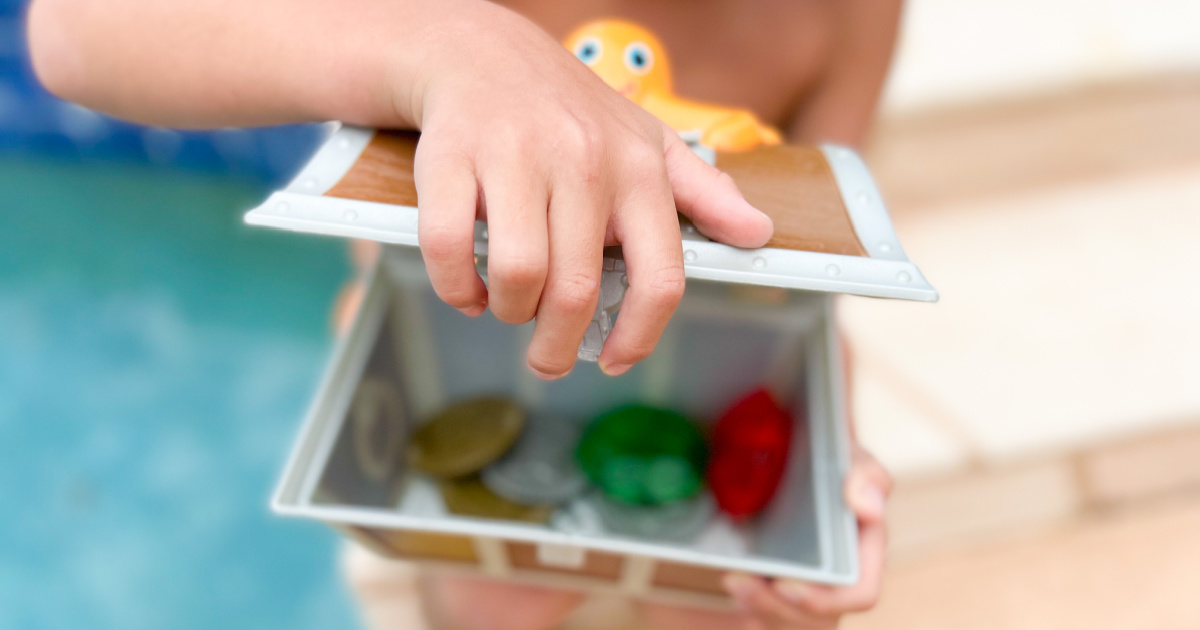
246,124,935,608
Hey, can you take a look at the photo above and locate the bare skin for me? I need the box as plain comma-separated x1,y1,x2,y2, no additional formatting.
28,1,901,627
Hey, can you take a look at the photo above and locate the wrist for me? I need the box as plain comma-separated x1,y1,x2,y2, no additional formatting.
303,0,493,129
398,1,558,128
373,0,499,128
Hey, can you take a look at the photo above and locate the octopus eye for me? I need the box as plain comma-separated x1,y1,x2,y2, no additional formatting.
623,42,654,75
574,36,603,66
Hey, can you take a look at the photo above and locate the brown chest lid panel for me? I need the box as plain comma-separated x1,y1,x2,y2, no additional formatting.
716,146,866,256
324,130,866,257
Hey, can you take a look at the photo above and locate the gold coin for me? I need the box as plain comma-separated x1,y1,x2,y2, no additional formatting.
408,397,525,478
440,476,553,524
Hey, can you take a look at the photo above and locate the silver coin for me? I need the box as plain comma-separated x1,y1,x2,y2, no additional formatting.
589,491,715,543
481,415,588,505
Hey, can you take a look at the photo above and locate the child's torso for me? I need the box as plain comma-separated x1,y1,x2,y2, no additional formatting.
494,0,836,127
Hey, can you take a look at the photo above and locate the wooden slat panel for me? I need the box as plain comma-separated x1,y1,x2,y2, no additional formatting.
372,529,479,564
505,542,624,580
326,131,420,207
717,145,867,256
324,130,867,257
650,561,731,596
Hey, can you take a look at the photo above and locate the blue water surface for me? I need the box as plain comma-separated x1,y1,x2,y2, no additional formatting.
0,157,361,629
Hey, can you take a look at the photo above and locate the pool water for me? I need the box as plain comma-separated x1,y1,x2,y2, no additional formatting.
0,157,361,629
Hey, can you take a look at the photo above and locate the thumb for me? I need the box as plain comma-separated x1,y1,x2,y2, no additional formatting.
661,124,774,248
845,447,892,524
847,474,888,524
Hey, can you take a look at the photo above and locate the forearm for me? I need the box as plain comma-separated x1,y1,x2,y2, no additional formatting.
26,0,489,129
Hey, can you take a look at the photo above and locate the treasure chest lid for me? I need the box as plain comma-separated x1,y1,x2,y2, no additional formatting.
245,124,936,301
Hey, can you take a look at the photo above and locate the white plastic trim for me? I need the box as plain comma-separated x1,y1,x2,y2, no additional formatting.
246,191,937,302
820,144,909,263
284,124,375,195
274,502,857,585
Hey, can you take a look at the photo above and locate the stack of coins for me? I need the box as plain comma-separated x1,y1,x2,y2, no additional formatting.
408,397,589,524
575,404,712,542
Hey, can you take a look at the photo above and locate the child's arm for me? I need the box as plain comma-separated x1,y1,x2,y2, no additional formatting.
787,0,904,147
27,0,426,129
27,0,774,379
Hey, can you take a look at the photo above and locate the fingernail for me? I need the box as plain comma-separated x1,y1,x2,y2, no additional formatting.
721,574,758,600
856,484,887,518
599,362,631,376
529,366,568,381
457,300,487,317
774,581,808,603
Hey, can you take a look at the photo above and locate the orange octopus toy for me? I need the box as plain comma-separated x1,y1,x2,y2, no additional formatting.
565,20,782,151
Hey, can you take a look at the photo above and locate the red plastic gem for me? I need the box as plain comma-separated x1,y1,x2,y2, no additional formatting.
707,388,793,519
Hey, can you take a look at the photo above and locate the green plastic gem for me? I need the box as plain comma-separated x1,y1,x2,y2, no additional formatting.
645,456,695,503
576,405,707,505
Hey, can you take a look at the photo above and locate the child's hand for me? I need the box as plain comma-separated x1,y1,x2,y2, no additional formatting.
409,4,773,379
719,444,891,629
